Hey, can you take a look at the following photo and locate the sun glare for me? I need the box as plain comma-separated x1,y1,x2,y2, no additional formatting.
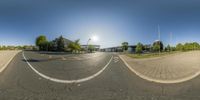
91,35,99,41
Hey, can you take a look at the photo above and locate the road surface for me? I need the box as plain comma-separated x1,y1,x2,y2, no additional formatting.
0,51,200,100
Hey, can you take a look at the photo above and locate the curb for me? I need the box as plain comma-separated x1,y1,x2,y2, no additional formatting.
0,50,21,73
119,55,200,84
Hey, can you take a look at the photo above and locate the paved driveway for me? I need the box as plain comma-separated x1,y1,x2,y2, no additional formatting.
23,51,112,81
2,51,200,99
120,51,200,83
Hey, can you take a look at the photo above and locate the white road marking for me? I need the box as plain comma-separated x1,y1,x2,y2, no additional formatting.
113,57,119,63
22,52,113,84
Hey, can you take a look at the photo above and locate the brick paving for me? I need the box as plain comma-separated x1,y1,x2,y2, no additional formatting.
120,51,200,83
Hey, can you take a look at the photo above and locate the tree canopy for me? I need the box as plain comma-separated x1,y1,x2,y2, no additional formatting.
68,39,81,53
122,42,129,51
165,44,171,52
176,43,184,51
176,42,200,51
135,42,143,54
56,36,65,51
35,35,48,51
153,41,163,52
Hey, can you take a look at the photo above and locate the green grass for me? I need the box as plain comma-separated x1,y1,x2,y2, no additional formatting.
126,51,181,59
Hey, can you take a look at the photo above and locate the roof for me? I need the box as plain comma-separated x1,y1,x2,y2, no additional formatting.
63,38,73,45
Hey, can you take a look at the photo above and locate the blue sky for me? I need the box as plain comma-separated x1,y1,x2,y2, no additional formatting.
0,0,200,48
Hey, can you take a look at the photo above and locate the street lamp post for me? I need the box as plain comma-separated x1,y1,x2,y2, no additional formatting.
86,38,91,53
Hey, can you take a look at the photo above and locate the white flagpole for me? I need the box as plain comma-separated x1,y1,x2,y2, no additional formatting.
170,32,172,52
158,25,161,55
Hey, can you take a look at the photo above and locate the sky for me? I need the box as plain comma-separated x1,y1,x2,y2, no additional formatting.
0,0,200,48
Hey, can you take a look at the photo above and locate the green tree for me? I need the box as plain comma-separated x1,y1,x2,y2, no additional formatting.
57,35,65,51
2,46,6,50
74,39,81,52
16,46,23,50
153,41,163,52
35,35,47,51
184,43,193,51
48,41,56,51
135,42,143,54
192,42,200,50
171,47,176,51
41,41,49,51
176,43,184,51
68,42,75,52
122,42,129,51
165,44,171,52
153,44,160,52
88,45,95,53
68,39,81,53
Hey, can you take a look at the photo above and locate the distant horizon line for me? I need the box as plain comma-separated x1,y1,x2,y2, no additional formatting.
1,41,200,48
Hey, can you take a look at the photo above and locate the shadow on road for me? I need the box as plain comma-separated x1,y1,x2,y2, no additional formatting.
22,57,64,62
38,52,73,55
22,59,40,62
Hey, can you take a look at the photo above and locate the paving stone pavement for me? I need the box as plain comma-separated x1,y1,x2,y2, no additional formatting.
120,51,200,83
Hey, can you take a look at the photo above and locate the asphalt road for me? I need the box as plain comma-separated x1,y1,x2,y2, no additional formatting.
1,51,200,100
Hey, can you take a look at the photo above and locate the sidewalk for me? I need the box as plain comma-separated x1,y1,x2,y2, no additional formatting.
0,50,21,72
120,51,200,83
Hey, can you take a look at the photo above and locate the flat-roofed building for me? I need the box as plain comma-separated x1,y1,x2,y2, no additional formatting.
81,45,100,51
100,44,151,53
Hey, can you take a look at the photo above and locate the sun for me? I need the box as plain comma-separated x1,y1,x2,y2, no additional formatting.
91,35,99,41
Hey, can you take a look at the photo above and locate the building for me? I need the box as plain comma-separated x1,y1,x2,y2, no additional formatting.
101,46,123,52
100,44,151,53
101,45,135,52
52,37,101,51
81,45,100,51
63,38,73,47
143,44,152,52
50,38,73,51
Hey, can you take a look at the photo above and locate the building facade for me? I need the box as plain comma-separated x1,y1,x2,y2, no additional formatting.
81,45,100,51
100,44,151,53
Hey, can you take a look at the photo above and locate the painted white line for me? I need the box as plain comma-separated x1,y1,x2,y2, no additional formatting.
0,51,21,73
119,55,200,84
23,52,113,84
